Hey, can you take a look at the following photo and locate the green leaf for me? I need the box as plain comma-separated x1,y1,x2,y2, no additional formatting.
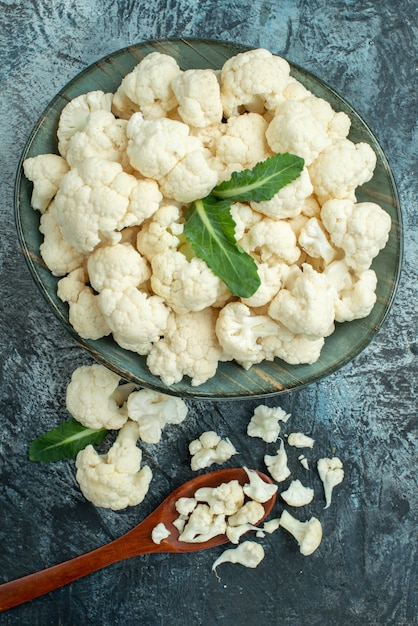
184,196,261,298
29,418,108,463
212,152,305,202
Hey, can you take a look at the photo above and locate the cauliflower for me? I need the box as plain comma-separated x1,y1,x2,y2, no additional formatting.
66,363,129,430
220,48,290,116
112,52,182,120
75,420,152,510
227,500,265,527
194,480,245,516
178,503,224,542
98,287,170,355
188,431,237,471
239,218,300,266
151,250,230,314
298,216,339,266
57,90,113,157
324,259,378,322
320,199,391,272
146,308,224,387
308,138,377,205
87,242,151,293
215,302,280,369
317,456,344,509
39,201,86,276
57,267,111,340
287,432,315,448
242,467,278,503
250,167,313,220
126,388,188,444
264,440,291,482
171,69,223,128
279,510,322,556
247,405,291,443
240,261,287,308
212,541,265,571
136,203,184,261
260,322,325,366
151,522,171,545
280,479,315,507
268,263,336,340
23,154,69,212
266,99,331,165
159,149,218,203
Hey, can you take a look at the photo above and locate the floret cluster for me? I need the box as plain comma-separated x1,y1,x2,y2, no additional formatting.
23,48,391,386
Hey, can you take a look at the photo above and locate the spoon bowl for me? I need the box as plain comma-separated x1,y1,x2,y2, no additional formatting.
0,467,276,612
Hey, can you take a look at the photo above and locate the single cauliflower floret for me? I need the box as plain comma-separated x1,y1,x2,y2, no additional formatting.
242,467,278,503
39,201,86,276
87,242,151,292
264,439,291,482
230,201,263,241
247,404,291,443
147,308,224,387
250,167,313,220
287,432,315,448
98,287,170,355
239,218,301,266
260,322,325,365
113,52,182,120
194,480,245,515
280,479,315,507
126,388,188,444
220,48,290,117
227,500,265,526
215,302,280,370
57,90,113,156
308,138,377,205
298,216,339,266
212,541,265,572
320,199,391,271
151,250,230,314
268,263,336,340
136,203,184,261
324,258,378,322
266,99,331,165
159,149,218,202
189,431,238,471
240,261,287,308
75,421,152,510
57,267,111,340
23,154,70,212
66,363,129,430
171,69,223,128
317,456,345,509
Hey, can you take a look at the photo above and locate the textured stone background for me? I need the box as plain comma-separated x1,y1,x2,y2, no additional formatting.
0,1,417,625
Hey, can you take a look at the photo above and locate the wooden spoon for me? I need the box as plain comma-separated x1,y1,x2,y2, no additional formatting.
0,467,276,612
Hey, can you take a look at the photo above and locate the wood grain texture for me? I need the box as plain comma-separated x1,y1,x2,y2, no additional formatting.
0,1,417,625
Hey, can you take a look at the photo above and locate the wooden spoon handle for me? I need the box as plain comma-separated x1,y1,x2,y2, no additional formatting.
0,540,129,612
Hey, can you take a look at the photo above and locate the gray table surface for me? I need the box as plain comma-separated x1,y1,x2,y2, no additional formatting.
1,1,417,625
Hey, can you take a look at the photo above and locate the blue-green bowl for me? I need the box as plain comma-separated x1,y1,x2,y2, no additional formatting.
15,38,403,399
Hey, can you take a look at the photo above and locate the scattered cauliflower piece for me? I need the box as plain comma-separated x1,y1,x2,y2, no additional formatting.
242,467,278,503
247,405,291,443
151,522,171,545
280,479,315,507
317,456,345,509
178,504,225,542
298,455,310,470
212,541,265,572
75,421,153,510
287,432,315,448
23,154,70,212
264,439,291,483
279,510,322,556
126,388,188,444
189,431,238,471
66,363,129,430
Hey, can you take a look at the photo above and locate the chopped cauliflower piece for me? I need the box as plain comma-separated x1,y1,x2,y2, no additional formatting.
264,440,291,483
189,431,237,471
212,541,265,572
151,523,171,544
126,388,188,444
287,432,315,448
194,480,245,516
317,456,344,509
242,467,278,503
23,154,70,213
279,510,322,556
247,405,291,443
172,68,223,128
280,479,315,507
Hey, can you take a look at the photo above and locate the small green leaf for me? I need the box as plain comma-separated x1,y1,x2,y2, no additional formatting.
184,196,261,298
29,418,108,463
212,152,305,202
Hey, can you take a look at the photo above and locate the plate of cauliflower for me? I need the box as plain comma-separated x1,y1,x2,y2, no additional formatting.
15,38,402,398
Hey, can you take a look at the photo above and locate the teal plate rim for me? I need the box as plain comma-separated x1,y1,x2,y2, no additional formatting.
14,37,404,400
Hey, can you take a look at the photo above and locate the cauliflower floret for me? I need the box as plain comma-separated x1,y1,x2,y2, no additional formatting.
75,420,152,510
171,69,223,128
320,199,391,272
126,388,188,444
280,479,315,507
324,258,378,322
308,138,377,205
136,203,184,261
215,302,280,370
39,201,86,276
113,52,182,120
57,90,113,156
250,167,313,220
98,287,170,355
220,48,290,117
247,404,291,443
212,541,265,571
151,250,230,314
266,99,331,165
126,112,202,180
188,430,237,471
239,219,301,266
194,480,245,516
317,456,344,509
260,321,325,365
178,504,226,542
66,363,129,430
227,500,265,527
287,432,315,448
242,467,278,503
87,242,151,292
147,308,224,386
159,149,218,202
264,439,291,483
230,201,263,241
57,267,111,340
268,263,336,340
240,261,287,308
65,110,130,169
53,157,146,252
298,216,339,266
23,154,70,212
